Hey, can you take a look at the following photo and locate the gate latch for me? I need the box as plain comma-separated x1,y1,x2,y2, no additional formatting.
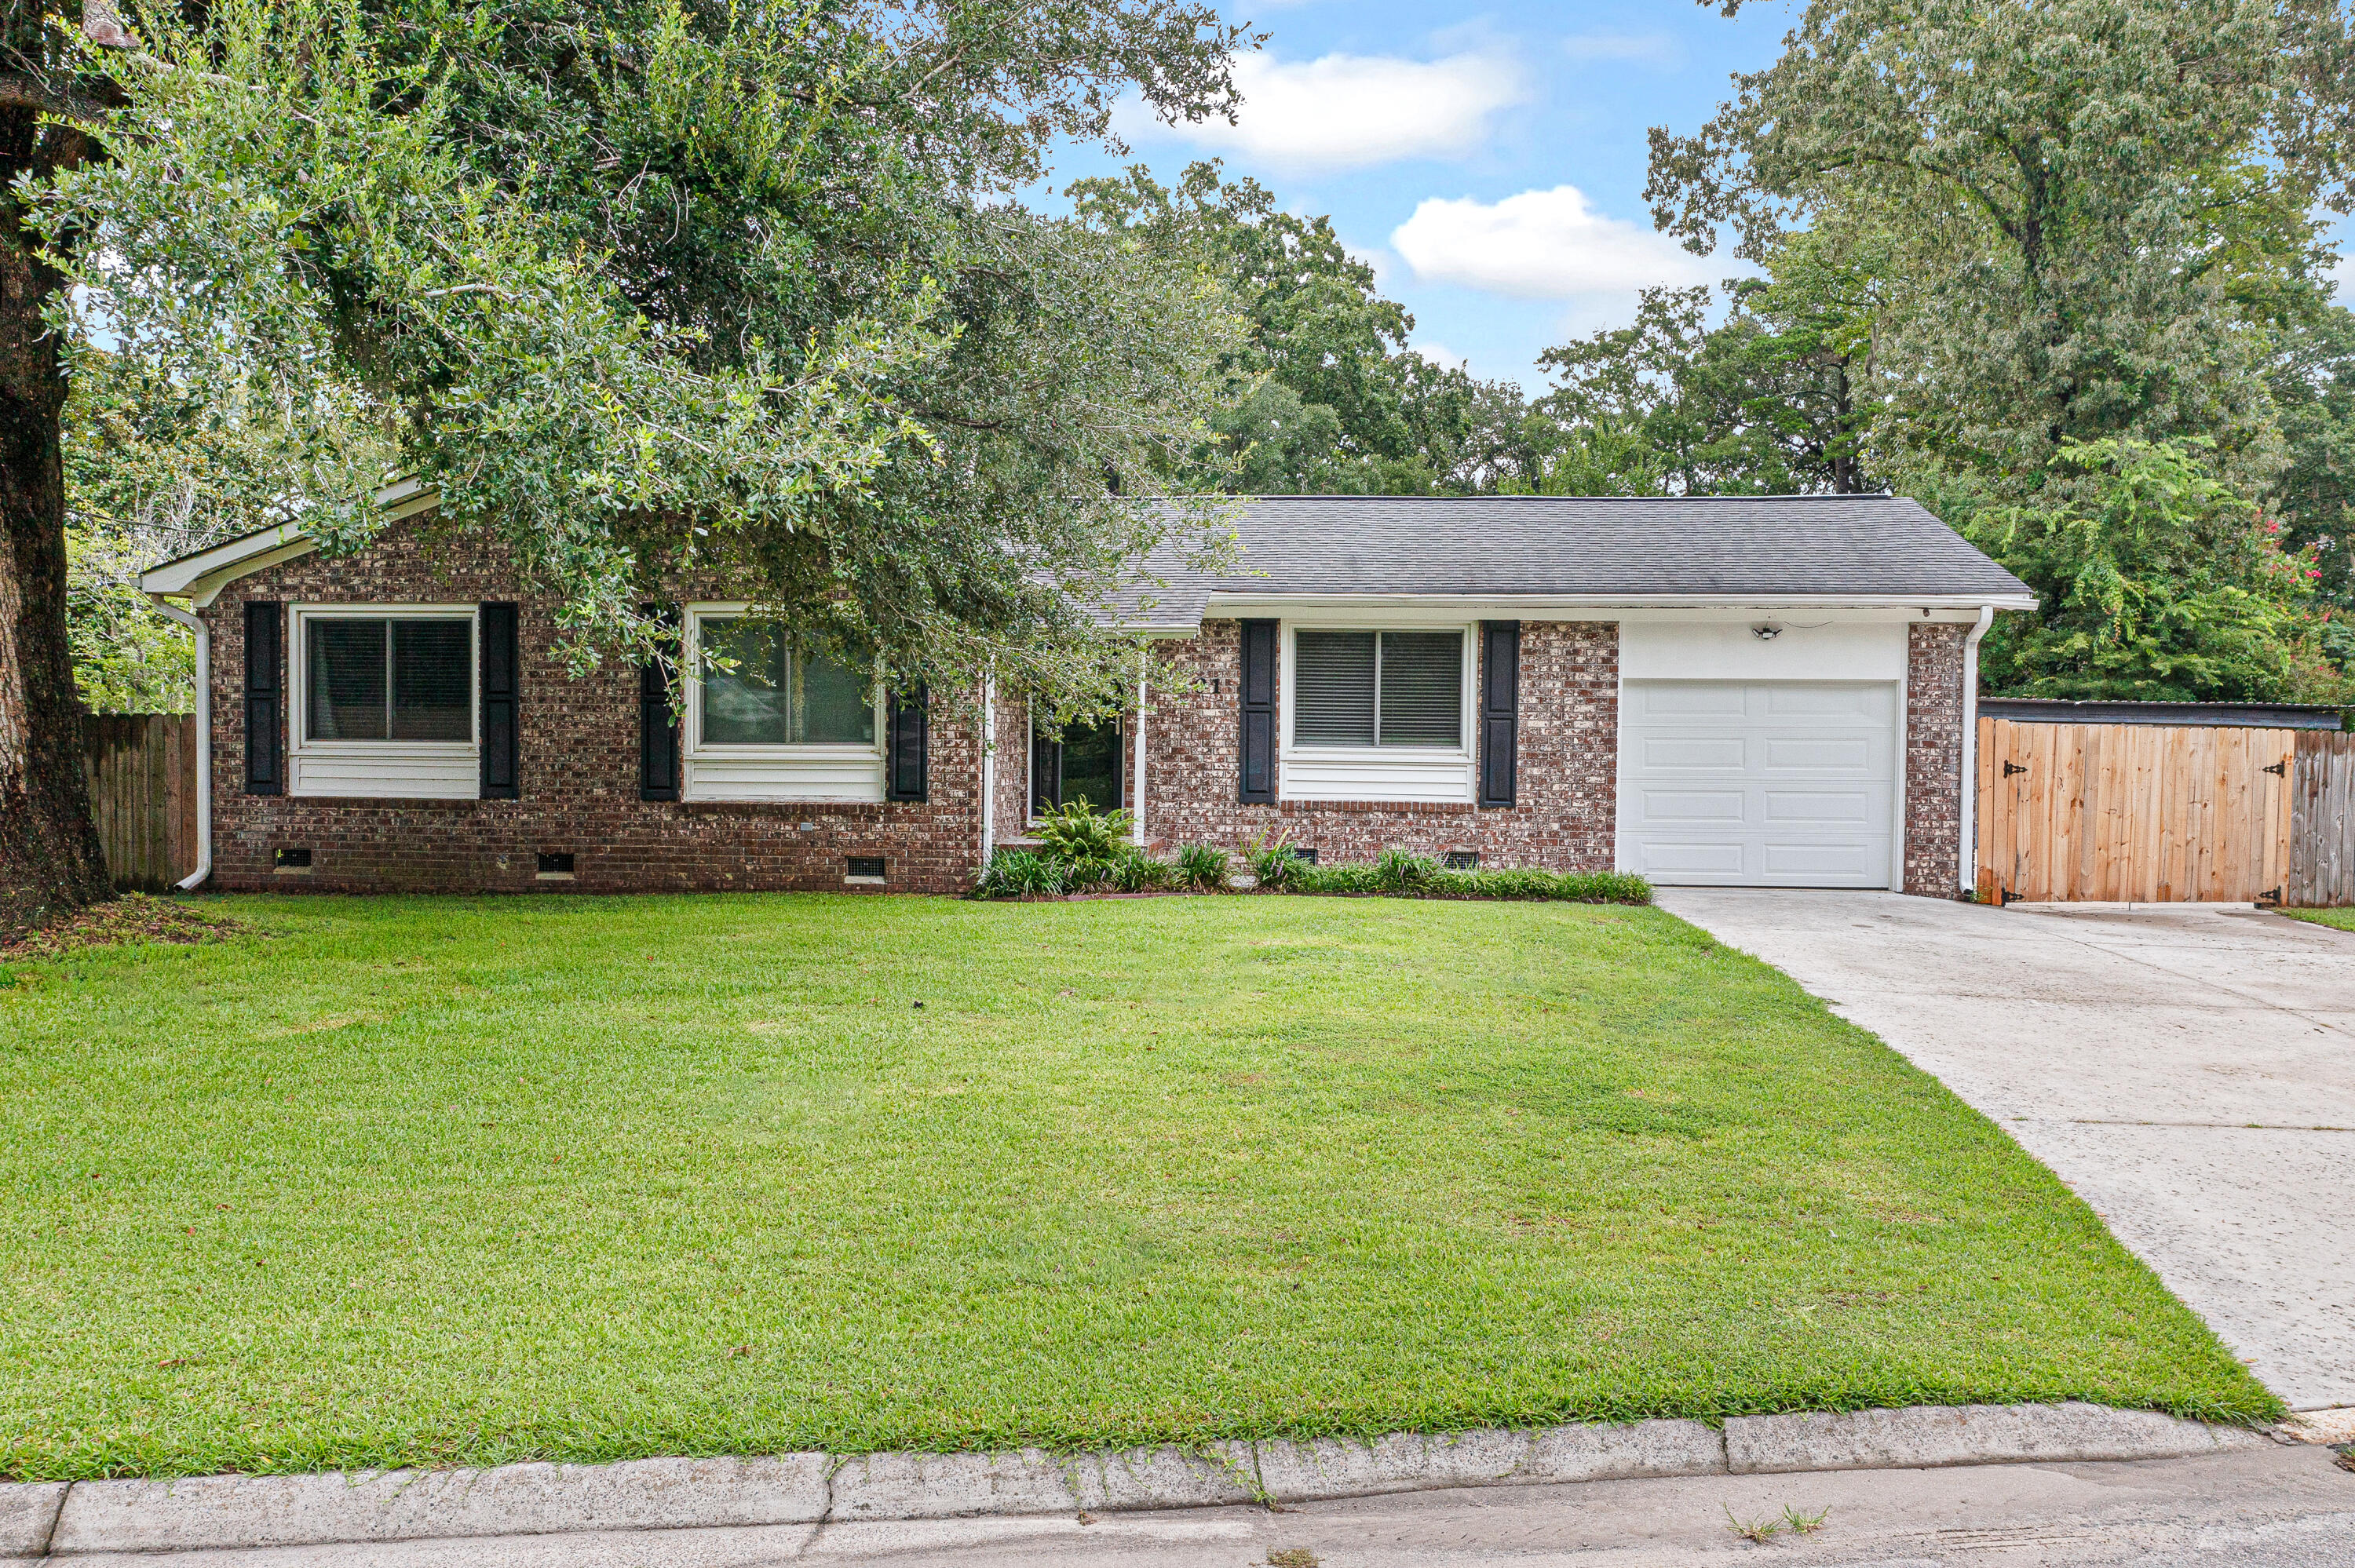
2003,760,2028,778
2263,760,2287,776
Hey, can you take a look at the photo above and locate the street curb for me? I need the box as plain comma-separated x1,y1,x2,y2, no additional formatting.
5,1403,2263,1558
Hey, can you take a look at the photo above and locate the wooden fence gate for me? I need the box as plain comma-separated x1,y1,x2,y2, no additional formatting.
82,713,198,892
2289,731,2355,906
1975,717,2296,903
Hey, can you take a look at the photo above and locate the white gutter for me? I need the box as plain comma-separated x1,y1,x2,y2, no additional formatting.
1200,592,2039,615
148,596,213,892
1958,605,1995,895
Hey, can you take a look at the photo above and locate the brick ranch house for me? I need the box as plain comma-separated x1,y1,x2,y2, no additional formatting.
138,487,2034,898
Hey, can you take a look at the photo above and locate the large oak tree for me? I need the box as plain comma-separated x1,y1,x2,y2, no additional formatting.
0,0,1254,936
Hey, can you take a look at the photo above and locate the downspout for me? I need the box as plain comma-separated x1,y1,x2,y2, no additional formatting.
1958,605,1995,896
149,596,212,892
1132,652,1148,848
980,669,996,866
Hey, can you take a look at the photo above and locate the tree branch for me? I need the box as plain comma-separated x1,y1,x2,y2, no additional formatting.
0,70,122,126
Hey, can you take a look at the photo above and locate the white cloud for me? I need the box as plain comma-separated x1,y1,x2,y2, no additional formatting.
1561,31,1684,70
1128,51,1526,171
1410,340,1467,371
1390,185,1712,300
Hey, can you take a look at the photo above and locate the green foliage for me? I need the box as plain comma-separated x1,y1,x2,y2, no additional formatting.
1524,233,1889,498
975,804,1175,898
1068,160,1541,495
1106,844,1177,894
60,348,389,712
36,0,1253,713
1034,801,1134,872
2266,294,2355,647
1245,833,1306,890
1962,439,2348,702
1174,844,1230,892
974,851,1068,899
1279,860,1652,905
1651,0,2353,489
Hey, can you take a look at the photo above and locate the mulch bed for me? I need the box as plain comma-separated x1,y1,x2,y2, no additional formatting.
0,893,249,964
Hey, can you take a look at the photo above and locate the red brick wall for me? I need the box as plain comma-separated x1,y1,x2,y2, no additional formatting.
198,525,983,895
1904,622,1967,896
1134,619,1618,870
987,689,1033,846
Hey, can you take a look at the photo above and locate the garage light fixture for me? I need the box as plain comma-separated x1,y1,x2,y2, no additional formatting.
1752,623,1782,640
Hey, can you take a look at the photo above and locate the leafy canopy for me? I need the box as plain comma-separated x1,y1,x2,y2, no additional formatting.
1964,439,2347,702
1066,160,1543,495
1648,0,2355,487
37,0,1257,709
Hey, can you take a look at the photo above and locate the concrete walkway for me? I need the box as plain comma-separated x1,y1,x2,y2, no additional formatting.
1657,890,2355,1412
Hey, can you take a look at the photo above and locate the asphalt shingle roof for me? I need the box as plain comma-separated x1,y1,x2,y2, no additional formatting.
1110,494,2034,625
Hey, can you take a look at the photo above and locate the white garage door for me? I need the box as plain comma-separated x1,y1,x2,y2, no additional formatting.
1619,680,1898,888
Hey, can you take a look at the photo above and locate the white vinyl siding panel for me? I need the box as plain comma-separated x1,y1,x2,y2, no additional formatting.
1280,749,1477,804
1619,680,1897,887
685,750,888,802
290,746,480,799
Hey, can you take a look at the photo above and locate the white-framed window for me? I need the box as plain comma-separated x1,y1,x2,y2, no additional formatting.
288,604,479,799
1280,623,1476,804
683,607,885,802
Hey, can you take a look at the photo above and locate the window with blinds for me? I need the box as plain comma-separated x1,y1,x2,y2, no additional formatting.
1293,629,1463,749
303,617,473,742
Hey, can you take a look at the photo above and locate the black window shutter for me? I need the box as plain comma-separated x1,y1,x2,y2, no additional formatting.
638,606,681,802
1478,620,1520,808
886,685,929,803
479,602,520,800
243,600,283,795
1238,618,1277,803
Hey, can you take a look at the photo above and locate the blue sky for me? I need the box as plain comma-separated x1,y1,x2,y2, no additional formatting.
1045,2,2355,397
1042,2,1805,395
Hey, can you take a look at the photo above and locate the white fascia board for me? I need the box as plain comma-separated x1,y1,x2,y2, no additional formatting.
1201,592,2038,616
137,479,444,600
138,523,313,596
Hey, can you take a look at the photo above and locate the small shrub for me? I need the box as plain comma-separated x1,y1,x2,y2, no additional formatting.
974,850,1066,899
1294,860,1374,895
1371,849,1438,894
1246,856,1651,905
1035,801,1133,871
1246,830,1305,890
1108,844,1175,892
1174,844,1230,891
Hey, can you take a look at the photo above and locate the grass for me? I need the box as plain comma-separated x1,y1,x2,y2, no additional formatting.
0,894,2275,1481
2281,907,2355,933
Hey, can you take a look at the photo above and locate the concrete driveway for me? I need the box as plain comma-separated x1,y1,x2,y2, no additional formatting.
1656,890,2355,1414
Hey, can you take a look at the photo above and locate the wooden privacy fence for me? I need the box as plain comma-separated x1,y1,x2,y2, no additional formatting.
2291,731,2355,906
1973,717,2355,905
82,713,198,892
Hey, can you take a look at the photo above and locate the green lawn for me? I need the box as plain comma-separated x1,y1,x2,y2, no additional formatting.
1,894,2273,1481
2283,907,2355,933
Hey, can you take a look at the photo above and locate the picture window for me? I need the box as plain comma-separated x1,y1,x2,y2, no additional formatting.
699,618,874,746
1294,630,1463,748
303,617,472,742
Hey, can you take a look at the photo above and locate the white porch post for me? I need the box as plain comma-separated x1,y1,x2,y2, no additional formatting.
1132,653,1148,847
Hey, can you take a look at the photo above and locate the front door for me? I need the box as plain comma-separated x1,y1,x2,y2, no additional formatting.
1032,720,1123,816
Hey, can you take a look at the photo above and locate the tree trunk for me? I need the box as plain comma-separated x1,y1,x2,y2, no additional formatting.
1,93,111,941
